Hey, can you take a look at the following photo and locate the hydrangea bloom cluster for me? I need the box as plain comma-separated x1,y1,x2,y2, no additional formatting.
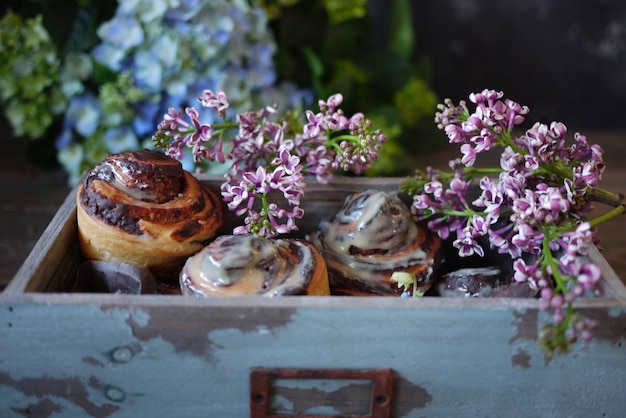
402,89,625,356
0,11,66,139
153,90,386,237
48,0,303,184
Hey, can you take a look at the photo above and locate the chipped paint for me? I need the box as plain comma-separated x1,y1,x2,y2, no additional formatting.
509,309,539,346
508,306,626,368
2,301,626,417
82,356,105,368
508,308,558,366
0,372,120,418
586,307,626,346
511,348,532,369
391,376,433,416
120,304,298,358
10,398,63,418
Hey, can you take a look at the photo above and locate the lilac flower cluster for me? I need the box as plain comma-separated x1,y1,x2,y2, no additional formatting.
404,89,624,355
153,90,386,238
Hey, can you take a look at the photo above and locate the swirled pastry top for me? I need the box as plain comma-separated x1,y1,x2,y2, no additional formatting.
78,149,222,240
319,189,419,256
312,189,441,295
180,234,329,296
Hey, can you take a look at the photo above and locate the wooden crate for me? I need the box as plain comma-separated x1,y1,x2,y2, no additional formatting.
2,175,625,417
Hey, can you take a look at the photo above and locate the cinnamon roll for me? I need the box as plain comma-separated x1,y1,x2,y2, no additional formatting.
76,149,224,281
311,189,442,296
180,234,330,296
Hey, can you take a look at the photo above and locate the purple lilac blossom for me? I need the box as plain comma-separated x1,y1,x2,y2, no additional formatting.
410,89,611,350
154,89,385,237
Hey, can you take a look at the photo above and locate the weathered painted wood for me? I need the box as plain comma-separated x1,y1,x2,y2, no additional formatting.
1,295,625,417
2,175,626,417
4,184,79,294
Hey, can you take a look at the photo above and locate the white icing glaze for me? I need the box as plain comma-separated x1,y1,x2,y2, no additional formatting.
180,235,316,297
322,189,419,254
312,189,432,289
106,160,155,202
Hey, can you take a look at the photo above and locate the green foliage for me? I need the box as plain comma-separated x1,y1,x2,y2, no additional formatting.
256,0,366,24
388,0,414,59
322,0,367,25
3,0,116,54
394,77,439,127
2,0,441,179
0,11,65,139
253,0,301,20
0,1,115,143
270,0,440,176
99,72,146,126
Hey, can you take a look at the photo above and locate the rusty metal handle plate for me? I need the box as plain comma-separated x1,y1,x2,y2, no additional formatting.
250,367,393,418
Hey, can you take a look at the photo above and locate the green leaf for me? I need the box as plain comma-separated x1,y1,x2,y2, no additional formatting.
300,45,326,95
40,0,116,54
301,45,325,79
391,271,415,292
388,0,415,59
322,0,367,25
91,59,117,85
63,4,97,52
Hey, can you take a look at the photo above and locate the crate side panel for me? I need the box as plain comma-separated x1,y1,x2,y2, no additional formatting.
1,302,625,417
588,244,626,299
6,187,80,294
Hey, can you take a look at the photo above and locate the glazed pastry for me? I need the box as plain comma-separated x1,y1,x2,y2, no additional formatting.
180,234,330,296
76,149,224,281
311,189,442,296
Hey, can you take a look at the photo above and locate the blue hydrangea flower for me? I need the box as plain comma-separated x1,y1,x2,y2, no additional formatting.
103,126,139,154
65,95,101,137
133,50,163,91
55,0,303,184
96,15,144,51
91,43,126,72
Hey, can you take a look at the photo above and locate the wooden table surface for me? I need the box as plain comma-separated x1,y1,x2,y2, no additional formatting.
1,129,625,291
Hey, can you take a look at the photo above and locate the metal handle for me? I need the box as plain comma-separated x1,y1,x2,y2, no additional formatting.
250,367,393,418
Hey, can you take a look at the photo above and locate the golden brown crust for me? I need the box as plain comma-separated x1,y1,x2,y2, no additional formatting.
296,240,331,296
76,150,224,279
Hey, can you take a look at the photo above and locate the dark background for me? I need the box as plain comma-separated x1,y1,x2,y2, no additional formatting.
370,0,626,129
4,0,626,131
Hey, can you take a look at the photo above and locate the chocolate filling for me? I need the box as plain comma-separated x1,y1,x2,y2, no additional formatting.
106,149,184,203
80,186,143,235
79,149,209,236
